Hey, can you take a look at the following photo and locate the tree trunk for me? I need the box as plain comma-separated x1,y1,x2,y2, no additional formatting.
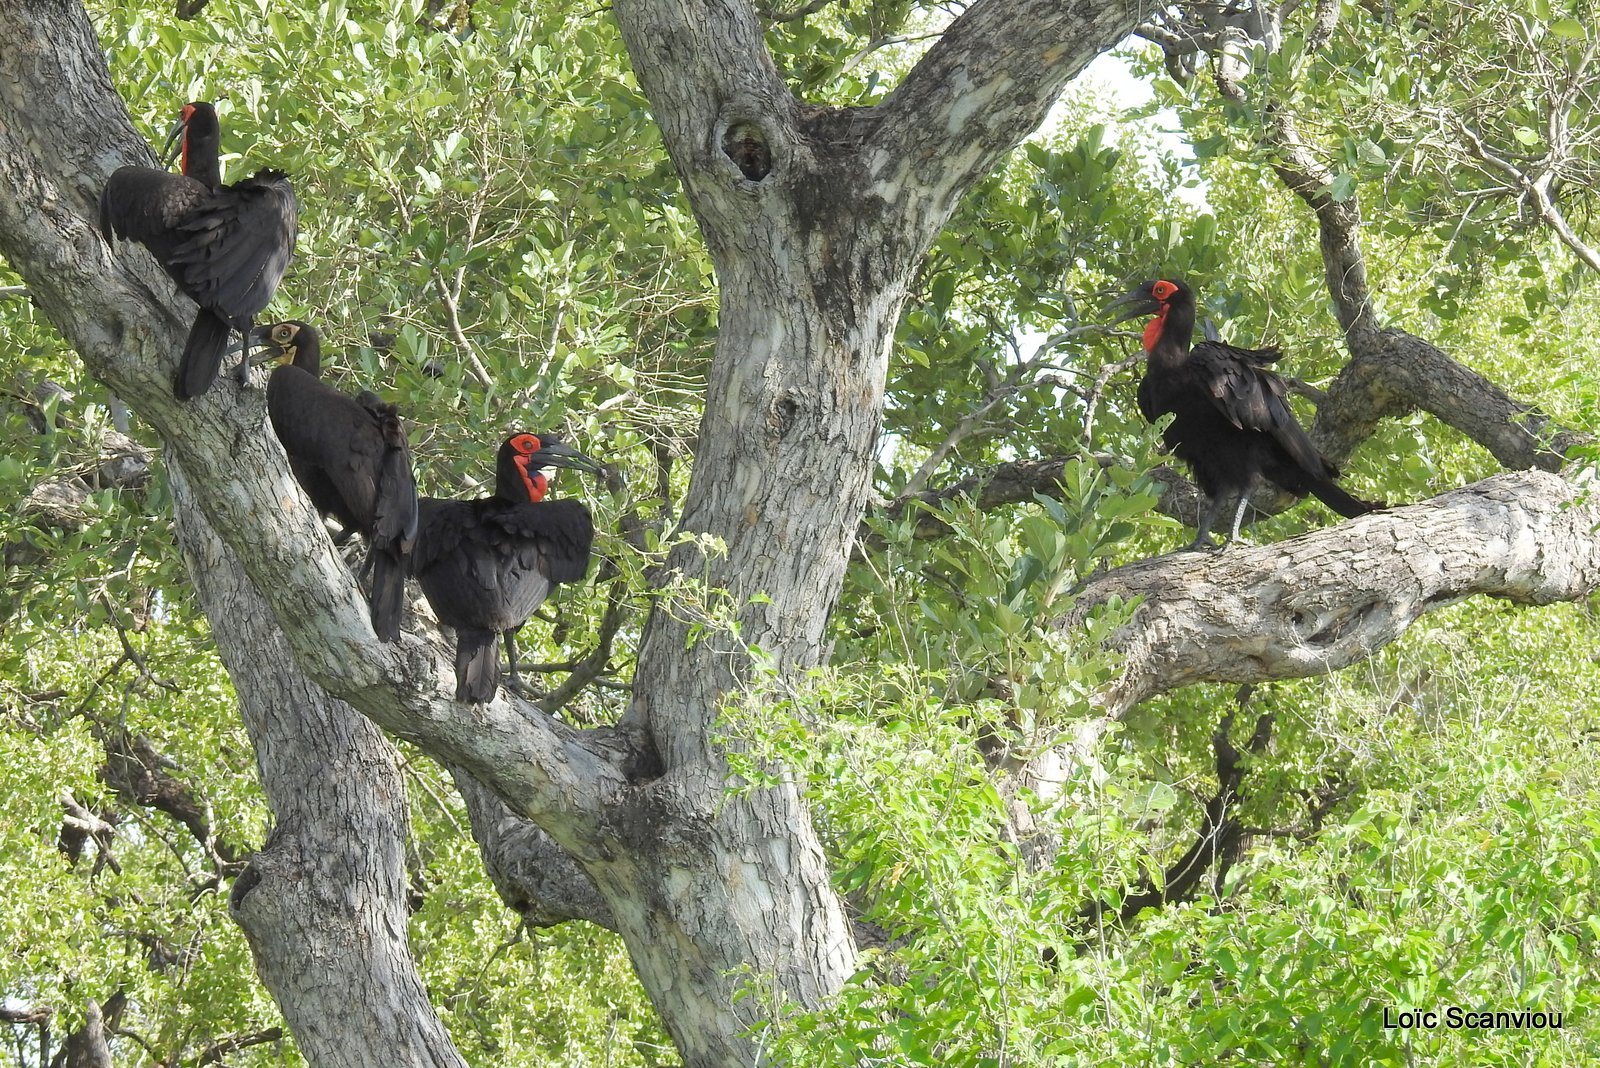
0,1,1146,1065
170,461,467,1068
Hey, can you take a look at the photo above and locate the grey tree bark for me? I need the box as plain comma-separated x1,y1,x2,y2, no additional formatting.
0,1,1147,1065
16,0,1591,1062
170,462,468,1068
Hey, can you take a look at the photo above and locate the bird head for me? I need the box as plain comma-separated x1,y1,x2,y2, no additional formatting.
243,320,322,375
1106,278,1195,352
498,432,604,503
161,101,221,181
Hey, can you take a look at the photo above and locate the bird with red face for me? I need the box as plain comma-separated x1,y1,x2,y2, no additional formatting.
411,433,602,702
100,101,297,399
1109,278,1382,549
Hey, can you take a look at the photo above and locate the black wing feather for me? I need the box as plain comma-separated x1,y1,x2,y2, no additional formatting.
170,169,298,326
1190,342,1333,480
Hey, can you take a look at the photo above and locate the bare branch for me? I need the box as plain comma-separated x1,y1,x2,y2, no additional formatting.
193,1027,286,1066
1314,328,1584,472
1071,470,1600,715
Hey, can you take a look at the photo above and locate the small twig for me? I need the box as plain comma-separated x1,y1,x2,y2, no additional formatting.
538,575,630,717
194,1027,287,1066
429,272,497,388
98,594,179,694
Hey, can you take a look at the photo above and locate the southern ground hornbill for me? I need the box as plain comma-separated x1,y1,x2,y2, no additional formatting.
1109,278,1382,549
245,321,417,642
99,101,297,399
412,433,600,703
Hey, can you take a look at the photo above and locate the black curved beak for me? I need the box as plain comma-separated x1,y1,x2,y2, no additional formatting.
536,440,605,478
160,115,185,170
1105,288,1162,325
222,327,293,368
243,325,294,365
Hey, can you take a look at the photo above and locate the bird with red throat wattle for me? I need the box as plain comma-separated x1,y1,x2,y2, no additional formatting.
411,433,601,702
1108,277,1382,549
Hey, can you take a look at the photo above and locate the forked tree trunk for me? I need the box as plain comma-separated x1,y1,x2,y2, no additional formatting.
0,1,1144,1065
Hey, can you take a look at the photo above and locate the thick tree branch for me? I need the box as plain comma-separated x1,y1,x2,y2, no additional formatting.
1315,329,1583,472
1191,24,1588,477
0,2,636,846
874,0,1147,215
169,468,467,1068
1071,470,1600,715
1207,35,1377,346
451,773,617,929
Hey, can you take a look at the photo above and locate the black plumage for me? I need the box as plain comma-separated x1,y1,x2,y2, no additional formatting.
99,101,297,399
1110,278,1383,549
248,321,417,642
412,433,600,702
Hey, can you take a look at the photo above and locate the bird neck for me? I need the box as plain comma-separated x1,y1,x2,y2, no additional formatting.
182,128,223,189
293,341,322,377
497,452,546,503
1146,300,1195,368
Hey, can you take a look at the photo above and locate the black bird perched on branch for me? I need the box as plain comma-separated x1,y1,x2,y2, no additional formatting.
99,101,297,399
1109,278,1382,549
245,321,417,641
412,433,600,702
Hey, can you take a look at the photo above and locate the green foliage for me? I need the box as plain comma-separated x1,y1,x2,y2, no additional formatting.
5,0,1600,1064
726,600,1600,1066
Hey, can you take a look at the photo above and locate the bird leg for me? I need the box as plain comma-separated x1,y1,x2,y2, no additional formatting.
502,628,528,697
1226,491,1252,546
234,323,254,385
1188,492,1224,551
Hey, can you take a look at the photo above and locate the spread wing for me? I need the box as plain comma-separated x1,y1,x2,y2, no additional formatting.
487,499,594,584
169,169,298,326
99,167,211,252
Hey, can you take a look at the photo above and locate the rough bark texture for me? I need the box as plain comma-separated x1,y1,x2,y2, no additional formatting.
0,1,1148,1065
603,2,1148,1059
1073,470,1600,714
170,463,467,1068
15,0,1588,1065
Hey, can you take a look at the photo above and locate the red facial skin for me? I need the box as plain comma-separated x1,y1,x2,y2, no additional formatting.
1142,280,1180,352
179,103,196,176
509,434,546,502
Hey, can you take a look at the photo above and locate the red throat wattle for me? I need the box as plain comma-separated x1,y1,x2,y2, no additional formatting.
1142,307,1168,353
179,104,195,177
513,454,546,502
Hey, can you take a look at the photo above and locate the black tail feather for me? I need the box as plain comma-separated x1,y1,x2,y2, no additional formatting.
367,547,406,643
455,628,499,703
176,308,231,399
1310,480,1384,519
367,400,419,552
